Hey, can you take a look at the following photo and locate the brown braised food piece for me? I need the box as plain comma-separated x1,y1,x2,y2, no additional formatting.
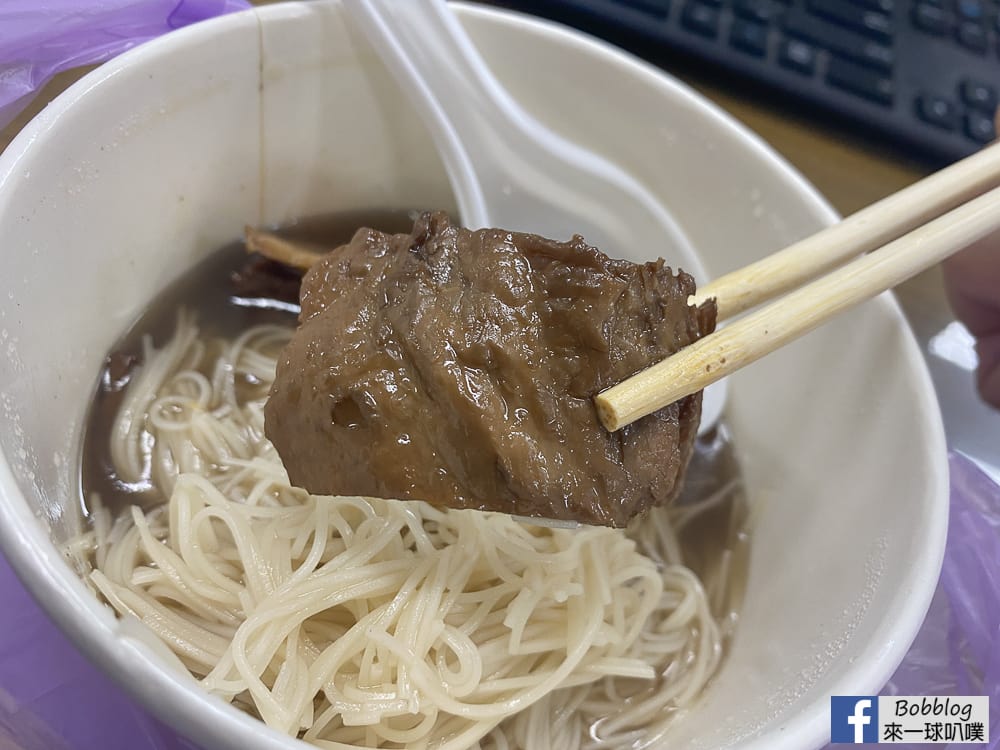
265,211,717,527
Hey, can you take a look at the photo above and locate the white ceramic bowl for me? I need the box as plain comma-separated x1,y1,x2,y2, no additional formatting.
0,3,948,750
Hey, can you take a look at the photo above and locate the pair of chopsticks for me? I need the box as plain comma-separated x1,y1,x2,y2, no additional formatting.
595,140,1000,432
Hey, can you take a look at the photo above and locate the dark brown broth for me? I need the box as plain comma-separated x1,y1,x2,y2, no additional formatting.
78,208,748,625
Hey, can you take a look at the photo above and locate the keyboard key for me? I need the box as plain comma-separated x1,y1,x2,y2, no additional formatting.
615,0,672,15
956,0,984,20
846,0,893,13
779,38,818,72
733,0,779,22
960,79,998,111
827,57,894,104
783,11,894,70
916,95,958,129
965,110,996,142
956,22,988,51
731,19,770,54
682,1,721,35
911,3,953,34
805,0,892,41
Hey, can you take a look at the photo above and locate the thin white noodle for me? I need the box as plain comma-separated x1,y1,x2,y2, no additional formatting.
78,314,733,749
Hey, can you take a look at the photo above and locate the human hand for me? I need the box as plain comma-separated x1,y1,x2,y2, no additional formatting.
942,240,1000,408
942,113,1000,409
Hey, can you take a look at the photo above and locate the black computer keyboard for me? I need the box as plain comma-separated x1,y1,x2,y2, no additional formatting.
498,0,999,164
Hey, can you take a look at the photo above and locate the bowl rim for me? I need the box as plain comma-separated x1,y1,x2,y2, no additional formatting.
0,3,949,750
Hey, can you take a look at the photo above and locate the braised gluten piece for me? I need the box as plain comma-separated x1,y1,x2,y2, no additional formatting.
265,212,717,527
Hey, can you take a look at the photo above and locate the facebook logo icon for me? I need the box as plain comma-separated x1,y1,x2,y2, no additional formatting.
831,696,879,743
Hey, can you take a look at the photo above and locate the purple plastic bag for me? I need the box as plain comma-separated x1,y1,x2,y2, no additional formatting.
0,451,996,749
0,0,251,130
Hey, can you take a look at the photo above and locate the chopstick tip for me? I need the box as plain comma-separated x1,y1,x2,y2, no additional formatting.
594,392,623,432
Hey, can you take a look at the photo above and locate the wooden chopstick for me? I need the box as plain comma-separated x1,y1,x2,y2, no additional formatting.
595,181,1000,432
245,226,320,271
692,140,1000,322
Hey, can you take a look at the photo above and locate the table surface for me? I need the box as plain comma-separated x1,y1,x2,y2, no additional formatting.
2,5,997,477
